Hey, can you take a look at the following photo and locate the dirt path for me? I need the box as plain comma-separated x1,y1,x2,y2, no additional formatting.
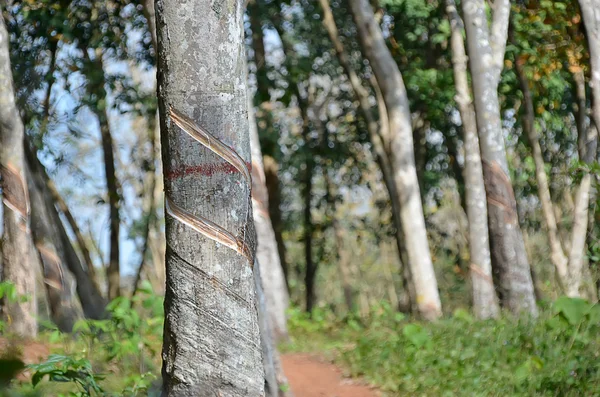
281,353,379,397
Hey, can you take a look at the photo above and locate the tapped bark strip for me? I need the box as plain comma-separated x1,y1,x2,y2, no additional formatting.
166,108,255,265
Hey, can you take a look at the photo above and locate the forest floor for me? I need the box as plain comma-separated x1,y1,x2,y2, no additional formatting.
281,353,379,397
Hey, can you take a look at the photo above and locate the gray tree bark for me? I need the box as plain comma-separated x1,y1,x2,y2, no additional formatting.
461,0,537,315
25,145,106,320
348,0,442,320
249,100,290,342
446,0,499,319
155,0,264,394
0,16,37,337
25,146,80,332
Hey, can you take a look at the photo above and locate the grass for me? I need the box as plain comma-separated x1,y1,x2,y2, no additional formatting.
282,299,600,396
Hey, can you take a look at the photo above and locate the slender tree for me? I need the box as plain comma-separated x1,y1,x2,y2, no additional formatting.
461,0,537,315
348,0,442,320
0,15,37,337
446,0,499,319
25,146,106,320
318,0,413,312
155,0,264,393
249,100,290,341
25,146,80,332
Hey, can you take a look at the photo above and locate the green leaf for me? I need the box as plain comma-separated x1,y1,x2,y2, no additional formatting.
554,297,590,325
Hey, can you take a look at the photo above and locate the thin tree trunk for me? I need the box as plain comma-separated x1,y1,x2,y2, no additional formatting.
45,166,100,290
318,0,413,312
25,145,106,319
0,16,37,337
249,99,290,341
348,0,441,320
578,0,600,136
155,0,264,393
264,157,289,289
25,150,80,332
303,137,316,314
372,77,414,312
462,0,537,315
132,0,162,298
446,0,499,319
81,50,121,301
514,55,569,290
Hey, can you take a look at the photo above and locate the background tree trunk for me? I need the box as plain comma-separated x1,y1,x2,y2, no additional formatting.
319,0,412,312
249,99,290,341
446,0,499,319
348,0,442,320
461,0,537,315
0,16,37,337
26,148,80,332
155,0,264,393
25,146,106,320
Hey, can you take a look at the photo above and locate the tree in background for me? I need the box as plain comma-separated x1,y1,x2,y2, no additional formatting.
0,13,37,337
445,0,499,319
348,0,442,320
461,0,537,315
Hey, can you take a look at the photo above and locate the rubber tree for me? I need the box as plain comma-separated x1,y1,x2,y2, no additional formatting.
446,0,499,319
461,0,537,315
348,0,442,320
155,0,264,393
0,15,37,337
249,100,290,341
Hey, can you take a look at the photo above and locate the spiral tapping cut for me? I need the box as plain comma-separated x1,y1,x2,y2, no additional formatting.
166,107,255,266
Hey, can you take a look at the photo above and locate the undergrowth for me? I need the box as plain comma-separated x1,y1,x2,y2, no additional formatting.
283,298,600,396
0,281,163,396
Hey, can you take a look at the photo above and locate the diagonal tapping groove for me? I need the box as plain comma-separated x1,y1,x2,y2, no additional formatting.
166,107,255,266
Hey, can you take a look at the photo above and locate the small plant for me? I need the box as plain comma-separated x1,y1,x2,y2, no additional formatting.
28,355,104,396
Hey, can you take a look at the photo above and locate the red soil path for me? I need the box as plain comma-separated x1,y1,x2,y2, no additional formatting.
281,353,379,397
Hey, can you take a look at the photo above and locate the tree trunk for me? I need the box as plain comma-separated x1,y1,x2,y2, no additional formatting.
461,0,537,315
249,99,290,342
303,144,316,314
133,0,161,298
82,51,121,301
25,150,80,332
318,0,412,312
514,56,569,290
25,146,106,319
155,0,264,393
264,157,289,289
348,0,441,320
578,0,600,137
0,16,37,337
446,0,499,319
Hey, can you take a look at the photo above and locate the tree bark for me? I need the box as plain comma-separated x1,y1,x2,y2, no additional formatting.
318,0,413,312
82,50,121,301
348,0,442,320
0,16,37,337
25,148,80,332
249,99,290,341
446,0,499,319
578,0,600,137
263,157,289,289
25,146,106,320
514,56,569,290
461,0,537,315
303,130,316,314
133,0,161,298
155,0,264,393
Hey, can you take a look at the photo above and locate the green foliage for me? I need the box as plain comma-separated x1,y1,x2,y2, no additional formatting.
29,355,104,396
285,299,600,396
3,284,163,396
